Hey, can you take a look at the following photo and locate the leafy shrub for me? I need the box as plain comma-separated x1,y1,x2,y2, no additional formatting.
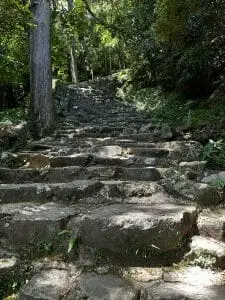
202,139,225,169
0,108,26,124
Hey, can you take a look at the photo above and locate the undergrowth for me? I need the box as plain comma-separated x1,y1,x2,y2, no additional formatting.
0,108,26,124
117,82,225,169
117,84,225,130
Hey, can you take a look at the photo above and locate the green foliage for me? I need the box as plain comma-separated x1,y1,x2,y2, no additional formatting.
154,0,200,43
118,86,188,126
58,230,80,254
211,178,225,188
0,108,26,124
202,139,225,169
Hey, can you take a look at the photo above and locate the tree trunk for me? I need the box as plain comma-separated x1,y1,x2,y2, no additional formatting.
67,0,79,83
70,39,78,83
29,0,55,138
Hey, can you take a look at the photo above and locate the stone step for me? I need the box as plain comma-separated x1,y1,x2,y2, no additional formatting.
69,203,197,265
56,124,143,134
0,180,175,205
0,202,78,257
0,166,162,183
19,269,138,300
53,128,174,142
26,140,201,159
55,125,127,136
49,152,197,169
18,265,225,300
49,154,159,168
0,180,103,204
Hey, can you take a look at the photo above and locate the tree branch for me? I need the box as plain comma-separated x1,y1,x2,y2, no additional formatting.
81,0,124,36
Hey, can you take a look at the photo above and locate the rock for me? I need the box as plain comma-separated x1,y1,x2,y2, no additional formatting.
0,121,28,152
101,181,163,199
179,161,207,180
0,202,78,255
50,154,92,168
195,184,222,206
143,282,225,299
162,172,222,206
19,269,75,300
202,171,225,184
126,147,169,157
198,209,225,241
154,125,173,140
139,123,154,133
163,266,225,286
167,141,203,161
0,249,27,299
0,256,17,271
67,272,138,300
186,235,225,269
0,180,103,203
123,128,137,135
72,204,197,264
144,157,156,166
92,145,123,157
21,154,50,169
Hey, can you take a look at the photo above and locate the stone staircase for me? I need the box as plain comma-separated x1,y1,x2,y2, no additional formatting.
1,79,225,299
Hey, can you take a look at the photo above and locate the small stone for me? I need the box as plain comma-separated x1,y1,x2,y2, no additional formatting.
144,158,156,166
0,257,17,270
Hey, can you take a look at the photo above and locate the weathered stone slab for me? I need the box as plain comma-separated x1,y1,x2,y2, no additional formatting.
118,130,173,142
202,171,225,184
0,202,78,255
144,282,225,299
19,269,74,300
50,154,91,168
198,209,225,241
164,266,225,286
100,181,164,199
125,147,169,157
92,145,123,157
163,173,222,206
0,180,103,203
71,204,197,264
0,165,162,184
67,272,138,300
0,166,83,183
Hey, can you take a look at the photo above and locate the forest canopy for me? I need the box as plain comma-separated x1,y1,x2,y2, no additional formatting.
0,0,225,107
